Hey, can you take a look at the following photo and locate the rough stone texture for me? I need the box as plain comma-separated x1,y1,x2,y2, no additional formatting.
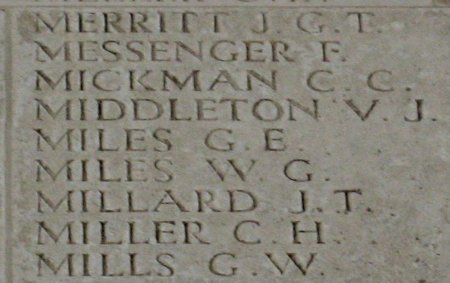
434,0,450,6
0,10,6,283
0,1,449,283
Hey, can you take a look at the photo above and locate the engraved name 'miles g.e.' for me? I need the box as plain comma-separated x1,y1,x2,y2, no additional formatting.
0,0,449,283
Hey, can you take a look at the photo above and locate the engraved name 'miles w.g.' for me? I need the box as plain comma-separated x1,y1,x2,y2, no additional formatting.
1,1,449,283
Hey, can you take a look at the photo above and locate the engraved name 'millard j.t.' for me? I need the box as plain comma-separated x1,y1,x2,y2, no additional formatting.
36,189,361,215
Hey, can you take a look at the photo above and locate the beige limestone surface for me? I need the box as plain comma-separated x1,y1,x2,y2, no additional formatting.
0,0,449,282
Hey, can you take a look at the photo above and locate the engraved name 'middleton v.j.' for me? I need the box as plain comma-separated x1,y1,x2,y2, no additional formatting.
34,97,423,123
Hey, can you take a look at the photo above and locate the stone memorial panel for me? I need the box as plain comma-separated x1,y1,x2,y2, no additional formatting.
0,0,449,282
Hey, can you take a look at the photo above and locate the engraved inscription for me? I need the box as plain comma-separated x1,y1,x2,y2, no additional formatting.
3,4,450,283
